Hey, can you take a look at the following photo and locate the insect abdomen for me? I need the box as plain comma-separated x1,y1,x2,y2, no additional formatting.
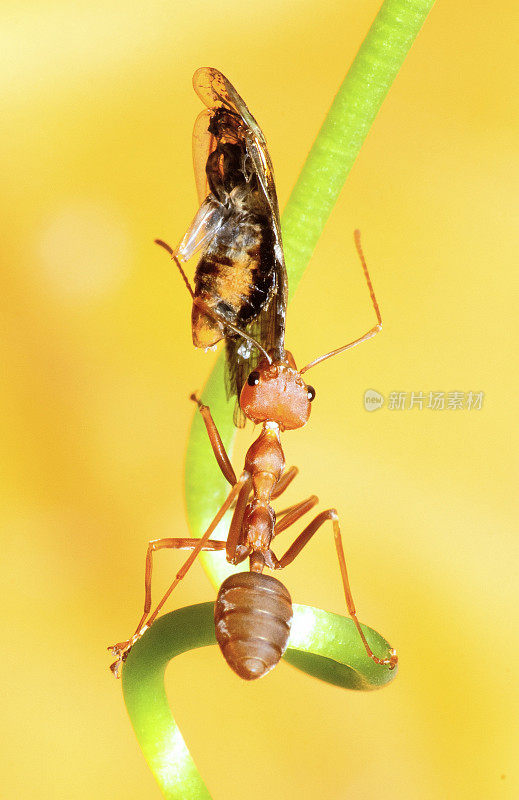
214,572,293,680
194,212,275,327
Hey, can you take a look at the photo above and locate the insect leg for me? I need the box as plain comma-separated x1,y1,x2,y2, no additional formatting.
190,393,237,485
108,537,226,677
144,474,248,629
274,509,397,669
270,466,299,500
226,477,252,563
109,474,248,677
273,495,319,535
134,537,227,635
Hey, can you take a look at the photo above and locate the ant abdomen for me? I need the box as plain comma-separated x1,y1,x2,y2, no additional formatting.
214,572,293,680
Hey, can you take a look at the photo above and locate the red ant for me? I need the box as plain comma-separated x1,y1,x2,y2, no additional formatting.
109,231,397,679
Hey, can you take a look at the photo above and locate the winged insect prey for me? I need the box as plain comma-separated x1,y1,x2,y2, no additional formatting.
156,67,287,427
109,230,398,680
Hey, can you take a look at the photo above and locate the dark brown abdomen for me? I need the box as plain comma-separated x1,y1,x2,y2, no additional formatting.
214,572,292,680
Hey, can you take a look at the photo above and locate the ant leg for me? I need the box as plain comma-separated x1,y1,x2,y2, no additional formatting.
108,537,226,677
190,393,237,486
226,477,252,563
274,495,319,535
275,509,397,669
137,537,227,635
144,475,248,628
108,474,248,676
271,466,299,500
229,486,253,511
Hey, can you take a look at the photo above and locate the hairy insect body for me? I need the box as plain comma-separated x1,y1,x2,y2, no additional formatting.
188,112,278,351
192,203,275,349
156,68,287,425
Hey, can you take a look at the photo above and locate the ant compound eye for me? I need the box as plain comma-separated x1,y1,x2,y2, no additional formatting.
247,371,260,387
307,385,316,402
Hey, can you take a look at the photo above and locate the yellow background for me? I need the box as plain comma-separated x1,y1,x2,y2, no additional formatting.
2,0,517,798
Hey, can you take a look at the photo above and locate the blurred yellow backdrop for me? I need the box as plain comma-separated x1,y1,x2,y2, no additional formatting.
1,0,518,798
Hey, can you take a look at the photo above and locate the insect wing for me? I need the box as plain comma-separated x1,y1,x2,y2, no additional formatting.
176,195,227,262
191,68,268,205
192,109,216,205
245,129,287,329
193,68,280,221
193,67,250,116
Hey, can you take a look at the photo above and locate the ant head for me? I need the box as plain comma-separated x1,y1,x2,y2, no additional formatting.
240,350,316,431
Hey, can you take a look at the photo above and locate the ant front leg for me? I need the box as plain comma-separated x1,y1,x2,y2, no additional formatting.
190,393,237,486
108,538,226,678
274,509,398,670
108,475,248,677
271,466,299,500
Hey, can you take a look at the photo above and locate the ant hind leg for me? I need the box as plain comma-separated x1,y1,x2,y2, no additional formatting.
274,508,397,669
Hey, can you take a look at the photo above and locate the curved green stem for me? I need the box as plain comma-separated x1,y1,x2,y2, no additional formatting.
123,603,397,800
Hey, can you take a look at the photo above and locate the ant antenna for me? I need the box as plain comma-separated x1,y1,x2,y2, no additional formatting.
300,230,382,375
154,238,272,364
353,229,381,327
155,239,195,299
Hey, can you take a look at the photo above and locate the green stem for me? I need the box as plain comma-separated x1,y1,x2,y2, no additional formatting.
123,604,397,800
282,0,436,298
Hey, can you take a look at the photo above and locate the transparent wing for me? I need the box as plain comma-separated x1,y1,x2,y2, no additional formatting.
193,67,252,117
193,68,284,247
192,109,215,205
176,195,227,262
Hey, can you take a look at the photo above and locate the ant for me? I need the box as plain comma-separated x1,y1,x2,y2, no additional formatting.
109,231,397,679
